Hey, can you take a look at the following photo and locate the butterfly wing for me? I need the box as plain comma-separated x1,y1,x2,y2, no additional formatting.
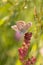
16,20,26,26
11,25,20,32
20,22,32,33
24,22,32,30
16,21,26,31
11,25,22,40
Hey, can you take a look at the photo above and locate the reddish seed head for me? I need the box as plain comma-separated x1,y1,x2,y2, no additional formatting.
19,48,27,58
19,56,24,61
25,32,32,37
31,56,36,64
18,48,23,56
25,59,31,65
24,39,30,44
24,32,32,40
28,58,31,64
24,32,32,44
18,32,36,65
22,42,26,46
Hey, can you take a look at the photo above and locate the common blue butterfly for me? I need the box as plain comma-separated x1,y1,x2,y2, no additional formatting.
11,20,32,41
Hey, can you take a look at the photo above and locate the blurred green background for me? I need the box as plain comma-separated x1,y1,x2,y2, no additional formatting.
0,0,43,65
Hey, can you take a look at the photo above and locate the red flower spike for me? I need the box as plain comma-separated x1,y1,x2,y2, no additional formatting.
18,48,25,57
19,55,24,61
18,48,23,54
22,42,26,46
24,39,30,44
18,32,36,65
27,43,30,47
24,32,32,40
31,56,36,64
25,59,31,65
23,49,28,56
24,32,32,45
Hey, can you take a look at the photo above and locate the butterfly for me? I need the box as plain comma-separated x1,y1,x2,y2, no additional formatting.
11,20,32,41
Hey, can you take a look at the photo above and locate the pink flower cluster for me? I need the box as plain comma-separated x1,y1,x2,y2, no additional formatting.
18,32,36,65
